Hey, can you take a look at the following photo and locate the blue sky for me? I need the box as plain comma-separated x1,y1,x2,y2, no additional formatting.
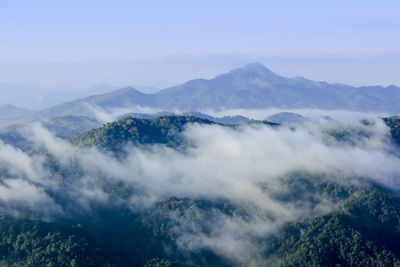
1,0,399,90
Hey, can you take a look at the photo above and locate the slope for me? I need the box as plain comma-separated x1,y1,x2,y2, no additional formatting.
155,63,400,112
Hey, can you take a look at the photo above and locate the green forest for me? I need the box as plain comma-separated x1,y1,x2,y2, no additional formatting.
0,115,399,266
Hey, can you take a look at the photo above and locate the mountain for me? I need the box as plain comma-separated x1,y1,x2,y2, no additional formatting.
0,104,33,120
267,187,400,266
42,115,102,140
383,116,400,147
5,63,400,124
0,116,102,152
71,114,400,154
1,115,399,266
0,83,123,110
266,112,310,125
118,111,251,125
72,115,217,151
22,87,154,121
156,63,400,111
183,111,251,124
1,115,400,266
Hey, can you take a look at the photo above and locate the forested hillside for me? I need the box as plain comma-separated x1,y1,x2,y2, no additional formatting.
383,116,400,146
72,116,216,151
0,115,399,266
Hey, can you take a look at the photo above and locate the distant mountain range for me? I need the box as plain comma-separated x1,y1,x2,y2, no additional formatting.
266,112,310,125
119,111,251,125
0,104,33,120
156,63,400,112
1,63,399,125
0,83,123,110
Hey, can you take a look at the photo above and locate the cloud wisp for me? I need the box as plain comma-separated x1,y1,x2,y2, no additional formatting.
0,117,398,261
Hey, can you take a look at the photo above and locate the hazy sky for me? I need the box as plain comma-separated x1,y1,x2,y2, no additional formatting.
1,0,400,90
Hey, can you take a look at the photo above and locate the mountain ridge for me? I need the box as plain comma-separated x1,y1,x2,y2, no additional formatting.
0,104,33,120
2,63,399,124
154,62,400,111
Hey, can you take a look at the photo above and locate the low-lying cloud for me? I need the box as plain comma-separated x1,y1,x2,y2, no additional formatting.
0,116,399,262
202,107,393,123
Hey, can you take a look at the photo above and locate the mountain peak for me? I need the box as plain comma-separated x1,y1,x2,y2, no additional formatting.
242,62,273,73
0,103,33,120
222,62,280,82
226,63,276,78
0,104,30,111
114,86,140,93
97,86,152,97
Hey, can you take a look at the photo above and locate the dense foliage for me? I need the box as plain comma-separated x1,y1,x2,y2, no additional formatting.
383,116,400,146
72,116,216,151
0,215,108,266
1,184,400,266
268,189,400,266
0,130,33,151
0,115,400,266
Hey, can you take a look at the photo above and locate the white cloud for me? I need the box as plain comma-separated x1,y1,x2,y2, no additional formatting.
0,116,399,260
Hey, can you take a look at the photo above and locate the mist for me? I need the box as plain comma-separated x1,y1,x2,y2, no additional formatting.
0,115,399,262
202,107,393,123
81,103,397,125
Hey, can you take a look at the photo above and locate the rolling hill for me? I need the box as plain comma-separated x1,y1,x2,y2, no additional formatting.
0,115,399,266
